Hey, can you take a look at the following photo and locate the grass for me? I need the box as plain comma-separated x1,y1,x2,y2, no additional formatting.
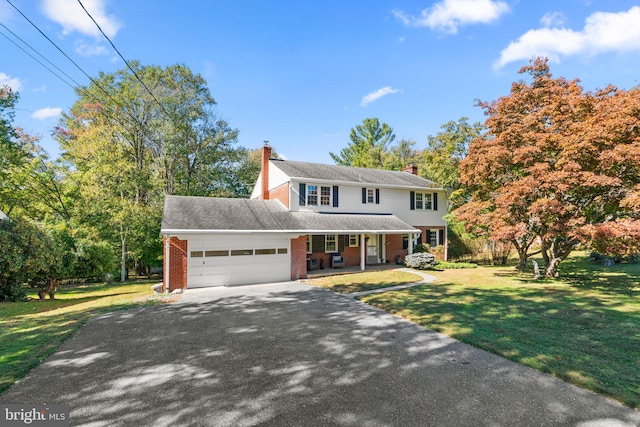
356,253,640,409
309,269,423,294
0,280,165,395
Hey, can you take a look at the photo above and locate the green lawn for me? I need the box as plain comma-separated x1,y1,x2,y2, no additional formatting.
0,281,165,395
326,254,640,409
310,270,423,294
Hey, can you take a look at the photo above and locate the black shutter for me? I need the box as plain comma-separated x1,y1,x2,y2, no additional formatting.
433,192,438,211
333,186,339,207
418,231,423,244
402,235,408,250
439,229,444,247
338,235,345,253
299,183,306,206
312,235,323,253
410,191,415,210
362,188,367,204
375,188,380,204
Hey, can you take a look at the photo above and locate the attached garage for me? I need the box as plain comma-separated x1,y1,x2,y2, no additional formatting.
161,195,419,292
187,235,290,287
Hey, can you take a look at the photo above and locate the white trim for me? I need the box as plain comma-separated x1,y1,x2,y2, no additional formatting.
161,228,420,235
289,177,445,191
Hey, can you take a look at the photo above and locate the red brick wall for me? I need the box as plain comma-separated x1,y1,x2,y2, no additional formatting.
269,182,290,208
164,236,187,292
290,236,307,280
341,246,361,267
386,234,408,264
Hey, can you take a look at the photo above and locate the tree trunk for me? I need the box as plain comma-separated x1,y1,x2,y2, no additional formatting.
46,278,58,299
545,257,562,278
120,235,127,283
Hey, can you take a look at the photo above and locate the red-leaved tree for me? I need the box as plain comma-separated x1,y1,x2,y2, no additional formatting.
456,57,640,277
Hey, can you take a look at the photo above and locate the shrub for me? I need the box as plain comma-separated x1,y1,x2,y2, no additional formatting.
414,244,430,253
404,252,438,270
0,282,27,302
435,261,478,269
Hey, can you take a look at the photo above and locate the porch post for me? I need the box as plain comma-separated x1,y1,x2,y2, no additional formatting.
408,233,414,255
444,224,448,261
360,233,366,271
381,234,386,263
164,235,171,292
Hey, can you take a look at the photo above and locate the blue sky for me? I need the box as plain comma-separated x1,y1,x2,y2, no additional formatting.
1,0,640,164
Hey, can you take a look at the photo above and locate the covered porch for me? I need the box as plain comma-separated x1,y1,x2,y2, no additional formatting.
304,231,420,274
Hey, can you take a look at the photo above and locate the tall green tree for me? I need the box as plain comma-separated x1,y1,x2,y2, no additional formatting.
422,117,484,194
330,118,395,167
0,87,35,216
56,63,244,280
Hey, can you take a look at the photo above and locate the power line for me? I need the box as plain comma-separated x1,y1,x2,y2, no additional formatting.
76,0,171,119
4,0,152,135
0,26,76,90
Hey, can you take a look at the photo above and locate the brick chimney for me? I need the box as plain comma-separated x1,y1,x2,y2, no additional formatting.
261,143,272,199
402,164,418,175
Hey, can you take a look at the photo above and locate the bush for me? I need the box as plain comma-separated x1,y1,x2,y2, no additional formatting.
0,282,27,302
435,261,478,269
404,252,439,270
414,244,430,253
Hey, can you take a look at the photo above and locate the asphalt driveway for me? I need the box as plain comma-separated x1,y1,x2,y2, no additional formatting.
2,282,639,426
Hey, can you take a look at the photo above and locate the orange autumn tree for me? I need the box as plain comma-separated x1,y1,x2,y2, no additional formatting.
456,57,640,277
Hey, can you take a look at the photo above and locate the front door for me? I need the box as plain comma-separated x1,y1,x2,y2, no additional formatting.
366,234,379,264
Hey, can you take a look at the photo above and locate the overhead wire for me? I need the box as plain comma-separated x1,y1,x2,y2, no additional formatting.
3,0,158,138
0,26,76,90
76,0,172,119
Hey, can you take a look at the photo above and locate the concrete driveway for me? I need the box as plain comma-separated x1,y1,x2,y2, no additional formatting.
2,282,639,426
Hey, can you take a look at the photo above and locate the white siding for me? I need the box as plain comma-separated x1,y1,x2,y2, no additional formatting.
289,181,446,227
250,161,292,199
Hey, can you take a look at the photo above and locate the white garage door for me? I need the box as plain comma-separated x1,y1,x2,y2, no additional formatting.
188,237,290,288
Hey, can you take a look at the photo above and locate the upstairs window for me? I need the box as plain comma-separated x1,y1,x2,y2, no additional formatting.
320,186,331,206
300,184,338,207
410,191,438,211
362,188,380,204
307,185,318,206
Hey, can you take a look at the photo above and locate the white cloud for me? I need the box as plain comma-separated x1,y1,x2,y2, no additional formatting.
360,86,400,107
393,0,510,34
41,0,121,38
74,39,110,57
540,12,567,28
31,107,62,119
0,72,22,92
496,6,640,68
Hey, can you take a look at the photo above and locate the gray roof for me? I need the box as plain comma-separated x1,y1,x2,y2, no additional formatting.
161,195,417,233
0,210,7,221
270,159,440,188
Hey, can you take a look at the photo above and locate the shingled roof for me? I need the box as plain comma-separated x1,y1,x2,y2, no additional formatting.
270,159,440,188
161,195,417,234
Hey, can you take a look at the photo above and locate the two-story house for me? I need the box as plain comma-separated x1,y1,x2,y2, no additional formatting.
160,144,447,291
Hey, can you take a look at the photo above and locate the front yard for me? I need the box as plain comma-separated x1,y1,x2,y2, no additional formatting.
312,255,640,409
309,270,423,294
0,281,162,395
